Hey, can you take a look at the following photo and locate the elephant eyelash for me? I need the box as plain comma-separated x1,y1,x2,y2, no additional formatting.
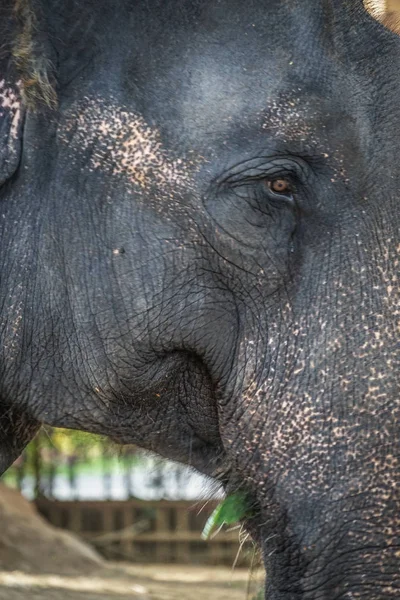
228,171,298,203
218,156,308,191
230,171,297,189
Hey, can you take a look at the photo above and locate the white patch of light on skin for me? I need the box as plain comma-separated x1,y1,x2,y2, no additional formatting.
0,79,22,148
261,93,350,183
262,94,314,142
59,96,199,192
1,298,24,359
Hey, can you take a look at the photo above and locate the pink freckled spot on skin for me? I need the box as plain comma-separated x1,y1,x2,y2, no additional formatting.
1,80,23,159
59,96,197,192
10,107,21,141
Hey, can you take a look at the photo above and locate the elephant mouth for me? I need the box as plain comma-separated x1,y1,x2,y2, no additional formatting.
103,347,228,477
215,470,264,543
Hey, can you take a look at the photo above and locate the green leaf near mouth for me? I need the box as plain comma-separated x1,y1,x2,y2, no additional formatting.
201,491,253,540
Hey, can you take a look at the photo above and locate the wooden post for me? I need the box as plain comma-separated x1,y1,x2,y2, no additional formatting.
175,508,190,563
32,435,42,499
155,507,170,562
209,538,223,565
48,503,62,528
68,503,81,533
121,504,133,558
102,504,114,533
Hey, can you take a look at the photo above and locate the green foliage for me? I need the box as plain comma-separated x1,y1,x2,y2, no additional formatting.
201,491,253,540
2,427,139,491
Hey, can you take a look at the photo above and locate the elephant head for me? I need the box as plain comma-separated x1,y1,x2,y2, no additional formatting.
0,0,399,597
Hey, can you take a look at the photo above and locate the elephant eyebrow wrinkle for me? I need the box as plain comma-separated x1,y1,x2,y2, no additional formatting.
59,96,197,192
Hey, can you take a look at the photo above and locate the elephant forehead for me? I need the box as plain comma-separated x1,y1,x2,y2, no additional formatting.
261,94,314,139
58,96,196,192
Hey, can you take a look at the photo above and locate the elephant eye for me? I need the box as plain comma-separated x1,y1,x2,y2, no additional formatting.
266,178,293,195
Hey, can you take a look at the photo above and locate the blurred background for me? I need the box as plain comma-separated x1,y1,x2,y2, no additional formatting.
0,428,263,600
3,428,217,503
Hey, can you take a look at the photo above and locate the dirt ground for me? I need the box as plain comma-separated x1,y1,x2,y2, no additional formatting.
0,563,264,600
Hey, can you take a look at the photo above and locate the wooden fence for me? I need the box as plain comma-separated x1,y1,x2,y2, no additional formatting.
36,498,253,566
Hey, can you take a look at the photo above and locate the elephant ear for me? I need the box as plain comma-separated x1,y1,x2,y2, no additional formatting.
0,63,39,471
1,0,57,188
0,65,24,188
0,0,24,187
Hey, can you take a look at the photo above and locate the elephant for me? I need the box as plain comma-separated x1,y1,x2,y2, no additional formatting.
0,0,399,597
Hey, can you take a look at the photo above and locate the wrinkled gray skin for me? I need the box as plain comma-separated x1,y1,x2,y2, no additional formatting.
1,0,400,597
